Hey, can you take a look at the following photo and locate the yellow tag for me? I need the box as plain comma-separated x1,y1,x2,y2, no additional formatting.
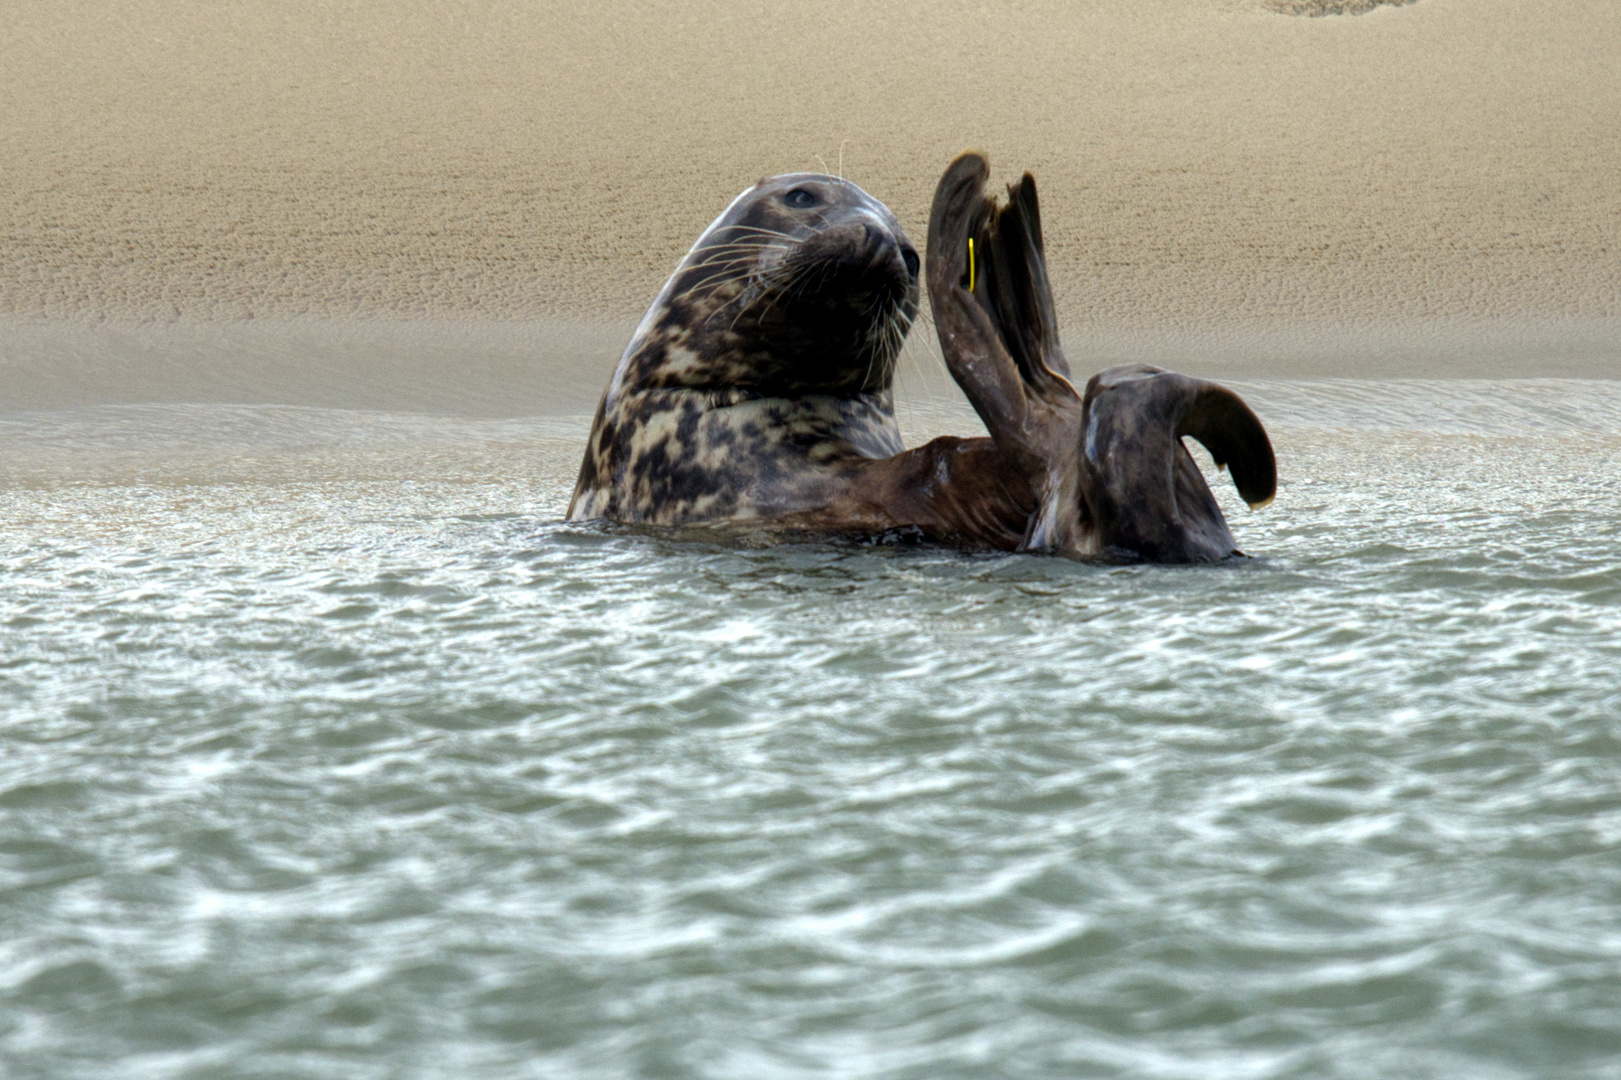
968,238,976,292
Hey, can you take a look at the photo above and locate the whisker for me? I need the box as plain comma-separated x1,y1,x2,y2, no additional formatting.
697,238,791,252
682,257,771,278
718,225,803,243
753,266,796,323
892,308,955,433
724,261,797,333
689,242,777,257
725,276,771,334
873,315,899,392
778,262,823,309
683,272,761,291
683,276,754,308
685,246,779,267
682,249,783,273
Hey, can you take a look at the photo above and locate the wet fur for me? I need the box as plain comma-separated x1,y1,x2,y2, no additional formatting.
568,173,1034,548
570,158,1276,562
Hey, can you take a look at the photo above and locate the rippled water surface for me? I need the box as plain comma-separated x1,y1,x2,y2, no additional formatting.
3,381,1620,1079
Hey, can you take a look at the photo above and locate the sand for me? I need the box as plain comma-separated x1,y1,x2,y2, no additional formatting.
2,0,1617,411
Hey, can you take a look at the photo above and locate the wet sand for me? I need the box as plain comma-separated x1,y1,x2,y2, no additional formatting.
2,0,1617,410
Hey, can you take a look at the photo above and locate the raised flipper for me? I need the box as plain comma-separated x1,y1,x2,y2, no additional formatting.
927,152,1088,553
926,151,1277,562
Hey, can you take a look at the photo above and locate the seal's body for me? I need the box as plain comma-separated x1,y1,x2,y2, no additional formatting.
568,173,1034,548
569,160,1277,562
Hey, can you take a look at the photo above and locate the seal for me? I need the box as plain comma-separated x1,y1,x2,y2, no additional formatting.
567,171,1036,549
568,159,1277,562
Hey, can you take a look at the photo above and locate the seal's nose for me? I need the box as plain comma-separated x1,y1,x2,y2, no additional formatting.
861,222,914,280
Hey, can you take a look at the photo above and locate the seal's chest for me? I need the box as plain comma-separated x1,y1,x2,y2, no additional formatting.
577,390,901,527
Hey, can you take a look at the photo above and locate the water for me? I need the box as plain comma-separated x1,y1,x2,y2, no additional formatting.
2,381,1620,1079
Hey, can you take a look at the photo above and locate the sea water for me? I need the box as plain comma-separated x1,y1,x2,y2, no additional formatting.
2,380,1619,1079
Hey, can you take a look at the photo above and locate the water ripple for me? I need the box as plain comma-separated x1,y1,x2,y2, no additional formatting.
2,384,1620,1078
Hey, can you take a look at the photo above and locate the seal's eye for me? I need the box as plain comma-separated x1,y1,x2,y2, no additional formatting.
783,188,820,209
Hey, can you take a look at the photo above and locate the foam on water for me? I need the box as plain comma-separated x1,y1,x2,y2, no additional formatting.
2,381,1619,1079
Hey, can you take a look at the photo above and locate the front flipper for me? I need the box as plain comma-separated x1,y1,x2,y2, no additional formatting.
926,152,1087,553
926,151,1277,562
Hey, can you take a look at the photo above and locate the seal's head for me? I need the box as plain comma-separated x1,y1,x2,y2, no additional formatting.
617,173,920,398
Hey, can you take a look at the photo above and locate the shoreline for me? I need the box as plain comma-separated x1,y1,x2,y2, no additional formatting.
3,316,1617,417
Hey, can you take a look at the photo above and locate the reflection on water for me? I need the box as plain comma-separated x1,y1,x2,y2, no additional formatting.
2,381,1620,1079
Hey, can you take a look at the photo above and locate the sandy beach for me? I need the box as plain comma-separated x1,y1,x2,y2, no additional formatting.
2,0,1617,411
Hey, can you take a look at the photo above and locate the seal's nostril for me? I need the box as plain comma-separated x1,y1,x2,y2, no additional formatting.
901,248,920,279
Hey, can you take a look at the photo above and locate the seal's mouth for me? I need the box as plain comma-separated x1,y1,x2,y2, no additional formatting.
663,214,920,396
740,223,916,394
788,222,915,290
772,223,918,339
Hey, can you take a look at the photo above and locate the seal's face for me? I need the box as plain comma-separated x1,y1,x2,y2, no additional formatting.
620,173,920,397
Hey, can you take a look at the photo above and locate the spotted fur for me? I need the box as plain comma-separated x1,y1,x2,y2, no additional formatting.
567,159,1275,561
568,173,922,527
